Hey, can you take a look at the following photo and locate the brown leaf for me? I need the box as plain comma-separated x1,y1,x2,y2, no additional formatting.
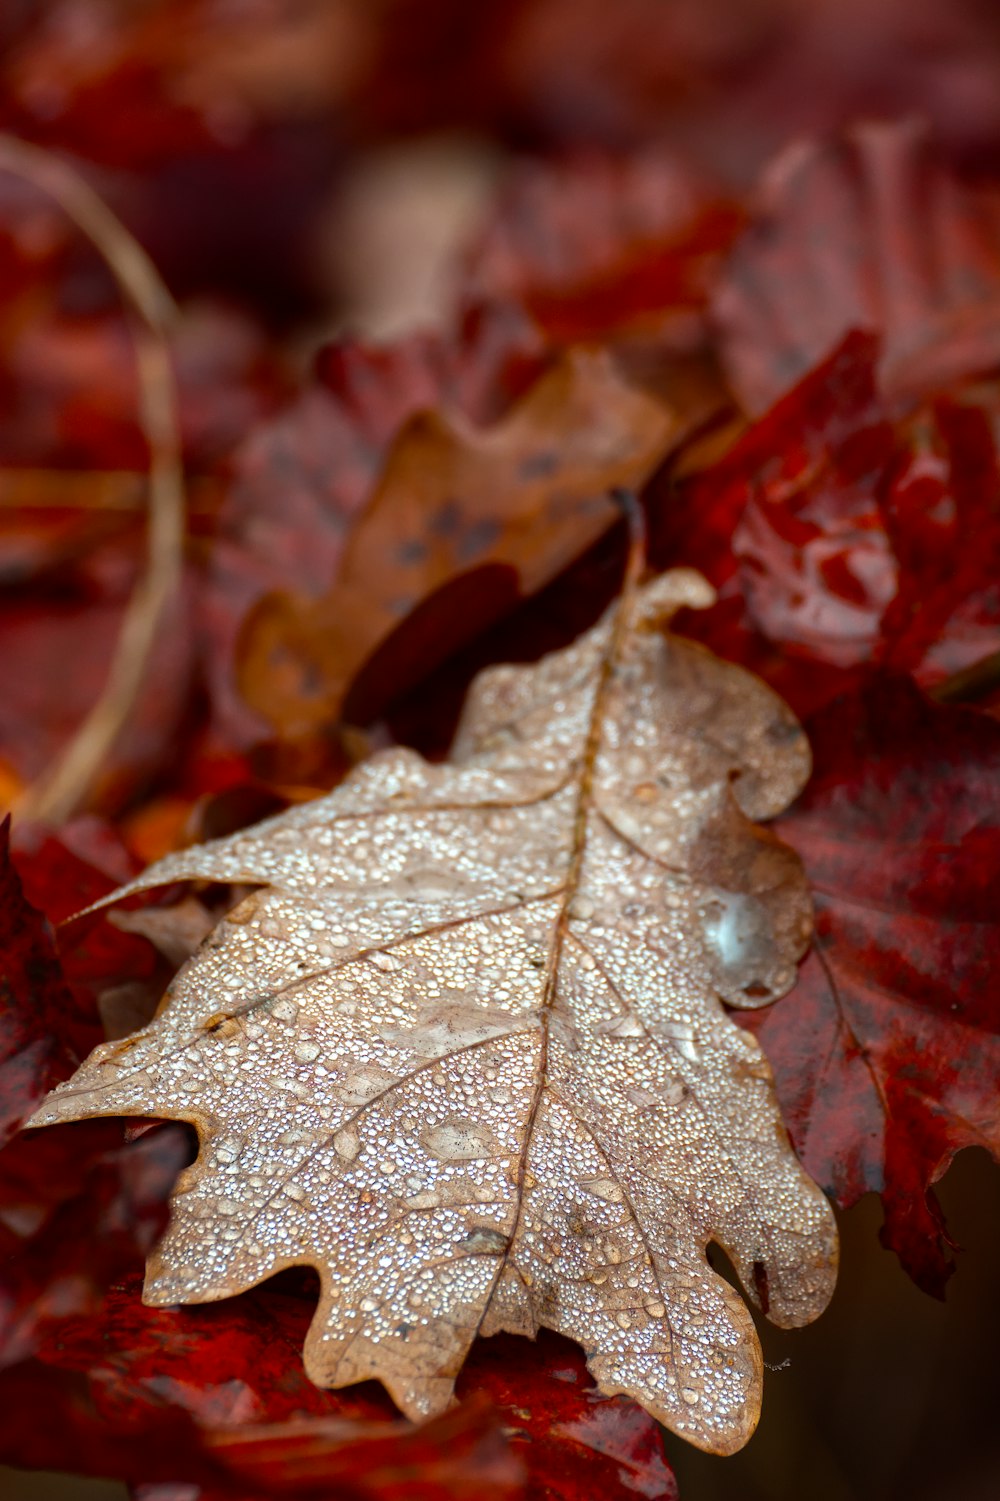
29,567,836,1457
236,347,679,734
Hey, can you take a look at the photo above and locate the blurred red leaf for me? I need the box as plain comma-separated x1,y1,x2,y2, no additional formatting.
0,1120,188,1369
464,149,744,347
203,1399,522,1501
0,1271,676,1498
714,120,1000,415
0,544,196,805
746,677,1000,1295
0,817,91,1143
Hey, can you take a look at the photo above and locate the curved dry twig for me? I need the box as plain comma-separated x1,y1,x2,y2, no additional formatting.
0,133,184,823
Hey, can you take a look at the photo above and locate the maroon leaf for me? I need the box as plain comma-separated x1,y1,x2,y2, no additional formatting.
714,120,1000,415
2,1272,675,1499
0,1121,189,1368
0,816,96,1144
464,148,743,347
746,676,1000,1294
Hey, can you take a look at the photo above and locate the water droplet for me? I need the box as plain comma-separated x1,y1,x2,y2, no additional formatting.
334,1126,361,1161
597,1014,645,1040
370,951,403,972
422,1120,497,1162
580,1176,624,1204
405,1189,442,1209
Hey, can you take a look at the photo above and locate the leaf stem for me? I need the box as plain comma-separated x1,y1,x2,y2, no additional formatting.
0,135,185,824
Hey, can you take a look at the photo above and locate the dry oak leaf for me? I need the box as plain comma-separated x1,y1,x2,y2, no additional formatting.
29,568,837,1456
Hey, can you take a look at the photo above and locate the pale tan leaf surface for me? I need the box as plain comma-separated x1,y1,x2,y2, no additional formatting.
29,568,837,1456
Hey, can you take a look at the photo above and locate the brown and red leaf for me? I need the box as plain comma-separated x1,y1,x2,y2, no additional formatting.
202,301,548,749
230,345,677,734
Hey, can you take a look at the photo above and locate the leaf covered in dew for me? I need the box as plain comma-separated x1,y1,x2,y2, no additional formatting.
30,566,837,1457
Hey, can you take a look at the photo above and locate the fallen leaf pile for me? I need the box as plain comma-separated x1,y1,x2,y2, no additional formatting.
3,7,1000,1498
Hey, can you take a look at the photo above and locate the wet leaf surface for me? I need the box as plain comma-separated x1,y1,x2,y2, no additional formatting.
31,570,836,1456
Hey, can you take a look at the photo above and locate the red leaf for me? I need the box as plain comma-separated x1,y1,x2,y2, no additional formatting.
656,332,1000,711
746,676,1000,1294
464,149,743,346
714,120,1000,415
2,1273,675,1499
459,1333,678,1501
9,818,164,1037
203,1398,523,1501
0,817,89,1144
0,1121,189,1367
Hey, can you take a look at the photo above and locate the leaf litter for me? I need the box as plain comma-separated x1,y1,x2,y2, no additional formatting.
30,549,836,1456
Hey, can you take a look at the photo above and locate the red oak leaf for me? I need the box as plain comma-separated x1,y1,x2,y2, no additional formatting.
745,676,1000,1295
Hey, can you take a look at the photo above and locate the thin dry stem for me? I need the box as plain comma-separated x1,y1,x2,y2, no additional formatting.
930,649,1000,705
0,134,184,823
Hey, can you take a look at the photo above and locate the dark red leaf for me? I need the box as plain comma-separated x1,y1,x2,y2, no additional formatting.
459,1333,678,1501
714,120,1000,415
746,676,1000,1294
464,149,743,347
0,1121,189,1367
656,331,1000,712
2,1270,675,1499
0,817,90,1144
9,818,164,1036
